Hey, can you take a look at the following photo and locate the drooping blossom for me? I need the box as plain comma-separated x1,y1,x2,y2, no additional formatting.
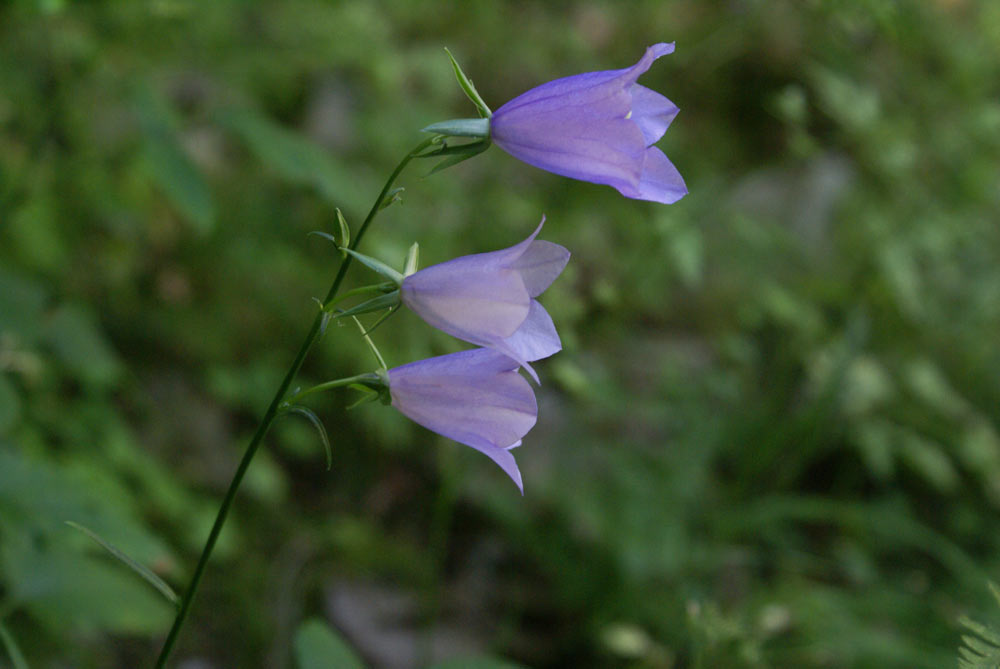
387,348,536,492
400,219,569,382
489,43,687,204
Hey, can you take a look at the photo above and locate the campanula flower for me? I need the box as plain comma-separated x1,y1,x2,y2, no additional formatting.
400,219,569,382
387,348,536,492
489,43,686,204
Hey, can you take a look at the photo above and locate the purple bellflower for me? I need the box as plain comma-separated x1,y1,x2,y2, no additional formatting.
489,43,687,204
387,348,537,492
400,219,569,383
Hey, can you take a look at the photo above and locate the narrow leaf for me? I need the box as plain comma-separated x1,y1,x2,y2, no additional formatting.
961,616,1000,646
285,406,333,470
65,521,180,607
0,621,29,669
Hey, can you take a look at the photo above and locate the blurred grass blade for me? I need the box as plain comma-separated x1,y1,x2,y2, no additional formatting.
221,109,367,212
284,406,332,470
135,86,215,235
0,621,29,669
65,521,180,607
294,619,364,669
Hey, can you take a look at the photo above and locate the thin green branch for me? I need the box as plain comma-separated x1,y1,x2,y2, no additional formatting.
154,136,437,668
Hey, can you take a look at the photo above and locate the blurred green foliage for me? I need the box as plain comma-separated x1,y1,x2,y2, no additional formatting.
2,0,1000,667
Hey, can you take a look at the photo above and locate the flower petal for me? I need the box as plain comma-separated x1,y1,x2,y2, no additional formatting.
510,240,570,297
492,116,648,193
490,43,681,201
617,146,687,204
401,263,530,339
388,348,536,491
468,444,524,494
630,85,680,145
500,300,561,363
493,42,675,116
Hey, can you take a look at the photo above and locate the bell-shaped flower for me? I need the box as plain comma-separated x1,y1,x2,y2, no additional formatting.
489,43,687,204
400,219,569,382
387,348,536,492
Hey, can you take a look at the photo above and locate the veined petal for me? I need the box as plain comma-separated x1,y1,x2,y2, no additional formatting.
510,240,571,297
488,43,684,204
390,347,519,378
401,263,530,339
493,117,648,193
630,85,679,146
500,300,561,363
493,43,675,116
466,444,524,494
625,146,688,204
623,42,675,83
388,348,536,491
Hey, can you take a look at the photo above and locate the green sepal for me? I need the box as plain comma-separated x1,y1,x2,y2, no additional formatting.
425,140,490,176
422,118,490,139
379,187,405,211
339,248,404,285
65,521,181,607
345,383,381,410
308,231,340,246
283,405,333,470
444,48,492,118
355,303,399,337
417,139,491,158
404,242,419,277
329,290,400,320
335,208,350,251
375,368,392,405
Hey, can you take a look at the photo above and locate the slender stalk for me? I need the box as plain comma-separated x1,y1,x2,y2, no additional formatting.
154,136,438,668
282,373,380,405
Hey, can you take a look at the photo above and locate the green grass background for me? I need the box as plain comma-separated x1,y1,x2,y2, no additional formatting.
3,1,1000,666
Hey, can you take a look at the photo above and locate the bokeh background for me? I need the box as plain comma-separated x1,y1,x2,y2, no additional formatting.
3,1,1000,667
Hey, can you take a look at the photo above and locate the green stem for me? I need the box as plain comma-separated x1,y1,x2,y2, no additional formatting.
283,373,380,406
154,136,438,668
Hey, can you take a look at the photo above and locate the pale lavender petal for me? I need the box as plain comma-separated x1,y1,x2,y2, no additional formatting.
630,85,679,145
494,43,675,116
489,217,546,268
510,240,571,297
500,301,561,363
617,146,687,204
389,347,518,378
388,348,536,491
467,444,523,494
492,117,647,193
489,43,683,203
401,267,529,339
